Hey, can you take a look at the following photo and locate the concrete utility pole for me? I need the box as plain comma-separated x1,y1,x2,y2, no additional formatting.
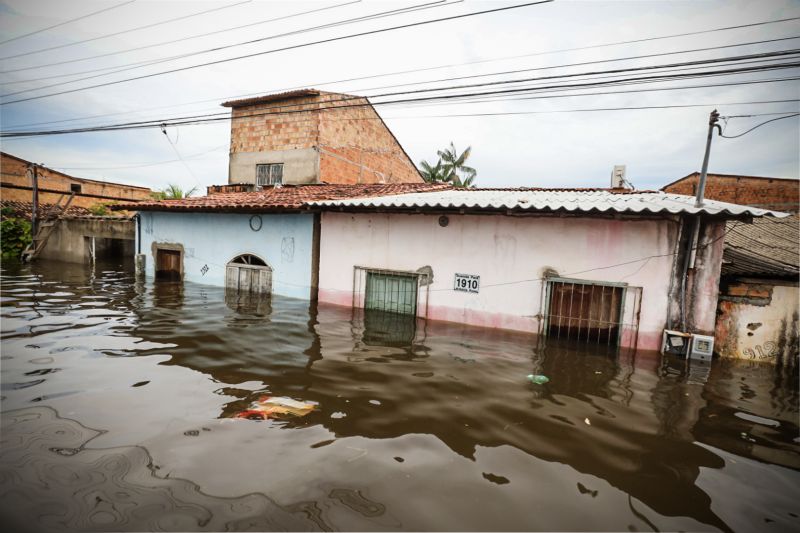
29,163,39,235
694,110,721,207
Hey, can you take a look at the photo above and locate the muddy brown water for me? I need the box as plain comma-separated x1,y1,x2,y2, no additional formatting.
1,259,798,532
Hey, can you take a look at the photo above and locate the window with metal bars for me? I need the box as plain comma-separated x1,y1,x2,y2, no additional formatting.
364,271,418,316
544,278,626,345
256,163,283,186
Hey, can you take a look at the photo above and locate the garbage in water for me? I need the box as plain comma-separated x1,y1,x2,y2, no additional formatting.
233,396,318,420
527,374,550,385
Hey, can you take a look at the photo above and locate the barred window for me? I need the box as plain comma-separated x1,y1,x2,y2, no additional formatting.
256,163,283,186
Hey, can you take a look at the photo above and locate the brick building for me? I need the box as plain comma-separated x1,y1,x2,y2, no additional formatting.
662,172,799,212
1,151,152,212
223,89,422,186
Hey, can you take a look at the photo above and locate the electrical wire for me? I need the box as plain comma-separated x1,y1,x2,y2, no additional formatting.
0,0,253,61
719,112,800,138
4,15,797,130
0,0,456,91
0,1,136,46
0,0,555,106
3,66,799,138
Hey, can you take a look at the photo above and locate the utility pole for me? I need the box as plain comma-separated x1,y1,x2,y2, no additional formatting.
694,110,721,207
29,163,39,236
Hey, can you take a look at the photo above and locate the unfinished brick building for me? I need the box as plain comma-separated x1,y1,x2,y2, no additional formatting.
662,172,799,212
1,151,152,211
222,89,422,186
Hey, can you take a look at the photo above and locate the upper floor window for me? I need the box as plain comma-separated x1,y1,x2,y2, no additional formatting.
256,163,283,186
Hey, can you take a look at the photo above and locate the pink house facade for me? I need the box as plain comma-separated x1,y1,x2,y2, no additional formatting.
313,189,781,352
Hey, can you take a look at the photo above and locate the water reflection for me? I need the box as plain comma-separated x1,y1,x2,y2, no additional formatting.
1,259,799,532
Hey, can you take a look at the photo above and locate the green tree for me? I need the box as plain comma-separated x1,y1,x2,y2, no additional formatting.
152,184,198,200
418,143,477,187
418,159,448,183
438,142,476,188
1,207,32,259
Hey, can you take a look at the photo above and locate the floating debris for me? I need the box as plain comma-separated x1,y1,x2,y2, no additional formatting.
233,396,318,420
527,374,550,385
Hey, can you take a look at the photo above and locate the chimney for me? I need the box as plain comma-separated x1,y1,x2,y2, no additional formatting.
610,165,628,189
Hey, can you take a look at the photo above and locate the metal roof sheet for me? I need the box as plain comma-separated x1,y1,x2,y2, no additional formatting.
722,215,799,277
310,188,789,218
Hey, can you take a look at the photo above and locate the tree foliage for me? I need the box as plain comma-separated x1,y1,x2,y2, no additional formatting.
418,142,477,187
1,208,32,259
152,184,198,200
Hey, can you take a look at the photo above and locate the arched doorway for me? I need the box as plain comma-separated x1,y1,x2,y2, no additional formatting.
225,254,272,295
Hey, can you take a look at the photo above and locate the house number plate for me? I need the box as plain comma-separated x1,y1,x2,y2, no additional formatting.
454,273,480,293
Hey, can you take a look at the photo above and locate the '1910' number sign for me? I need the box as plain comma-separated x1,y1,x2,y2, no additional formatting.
454,273,480,293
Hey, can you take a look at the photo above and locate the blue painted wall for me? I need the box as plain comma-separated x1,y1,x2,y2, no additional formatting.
139,211,315,300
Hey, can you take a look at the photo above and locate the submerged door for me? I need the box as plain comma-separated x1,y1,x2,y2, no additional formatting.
225,254,272,294
365,271,418,315
155,249,181,281
545,279,624,344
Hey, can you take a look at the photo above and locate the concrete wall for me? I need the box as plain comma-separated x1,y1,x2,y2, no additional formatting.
715,280,799,364
318,212,682,351
38,217,135,263
229,147,318,185
1,152,152,209
138,211,315,300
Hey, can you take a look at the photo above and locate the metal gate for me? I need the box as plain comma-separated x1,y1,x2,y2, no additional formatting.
540,277,642,348
353,266,430,318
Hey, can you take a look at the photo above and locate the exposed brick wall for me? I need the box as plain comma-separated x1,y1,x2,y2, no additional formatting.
663,173,799,212
226,91,422,184
317,93,421,184
228,95,321,154
1,152,152,209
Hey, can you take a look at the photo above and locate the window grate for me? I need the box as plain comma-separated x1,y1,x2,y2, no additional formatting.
541,278,642,348
352,266,430,319
256,163,283,186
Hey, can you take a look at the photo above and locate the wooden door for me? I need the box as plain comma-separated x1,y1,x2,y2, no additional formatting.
155,249,181,281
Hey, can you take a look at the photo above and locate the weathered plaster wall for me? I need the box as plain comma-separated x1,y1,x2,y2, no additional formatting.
228,147,319,185
139,211,315,299
688,219,726,335
318,212,681,351
38,218,135,263
715,280,799,364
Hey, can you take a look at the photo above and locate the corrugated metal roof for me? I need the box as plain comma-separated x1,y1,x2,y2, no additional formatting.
310,188,788,218
722,215,799,277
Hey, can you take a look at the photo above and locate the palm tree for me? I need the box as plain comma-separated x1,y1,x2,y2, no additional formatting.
418,159,449,183
437,142,476,188
152,184,198,200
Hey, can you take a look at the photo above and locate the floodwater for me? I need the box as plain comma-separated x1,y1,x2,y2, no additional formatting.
1,259,799,533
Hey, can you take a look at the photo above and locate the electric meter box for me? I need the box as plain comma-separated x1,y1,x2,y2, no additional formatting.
689,334,714,361
661,329,691,356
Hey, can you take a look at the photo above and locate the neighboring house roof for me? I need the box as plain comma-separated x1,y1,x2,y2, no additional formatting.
310,188,787,218
660,171,799,191
1,200,94,220
221,89,321,108
722,215,799,278
111,183,452,212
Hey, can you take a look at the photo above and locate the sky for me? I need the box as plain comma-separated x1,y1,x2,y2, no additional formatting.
0,0,798,193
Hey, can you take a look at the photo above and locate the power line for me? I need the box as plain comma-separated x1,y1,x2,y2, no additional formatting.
4,65,799,138
0,1,136,46
0,0,253,61
4,15,796,130
719,112,800,138
0,0,456,89
0,0,555,106
50,144,229,171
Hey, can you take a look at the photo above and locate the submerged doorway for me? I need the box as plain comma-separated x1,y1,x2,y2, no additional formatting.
226,254,272,294
365,271,418,316
544,278,625,345
155,248,182,281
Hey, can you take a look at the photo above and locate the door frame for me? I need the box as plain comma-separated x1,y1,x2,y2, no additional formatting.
152,242,184,282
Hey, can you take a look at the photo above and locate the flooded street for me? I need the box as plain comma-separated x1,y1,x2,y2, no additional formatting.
1,259,799,532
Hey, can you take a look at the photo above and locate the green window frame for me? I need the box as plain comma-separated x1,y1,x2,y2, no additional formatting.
365,271,418,316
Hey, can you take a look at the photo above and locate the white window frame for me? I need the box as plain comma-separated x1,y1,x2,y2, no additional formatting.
256,163,284,186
